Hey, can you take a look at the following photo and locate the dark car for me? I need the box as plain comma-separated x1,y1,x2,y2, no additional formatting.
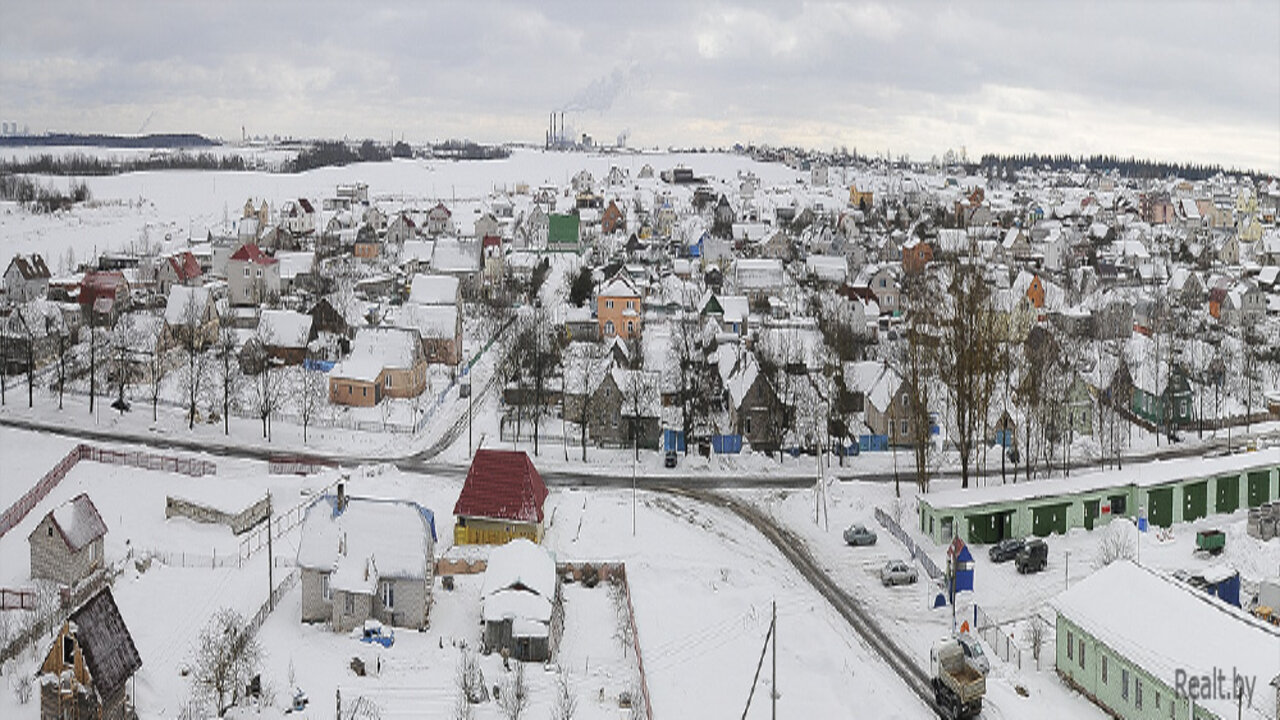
664,450,678,468
1015,539,1048,574
988,538,1025,564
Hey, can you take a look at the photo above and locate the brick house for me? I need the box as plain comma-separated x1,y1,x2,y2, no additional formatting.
297,489,437,632
453,450,548,545
328,327,426,407
597,272,644,340
29,493,106,586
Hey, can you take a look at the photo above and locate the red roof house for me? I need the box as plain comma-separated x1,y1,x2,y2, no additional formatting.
453,450,548,545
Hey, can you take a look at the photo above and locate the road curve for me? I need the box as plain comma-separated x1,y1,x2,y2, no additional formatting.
658,485,942,717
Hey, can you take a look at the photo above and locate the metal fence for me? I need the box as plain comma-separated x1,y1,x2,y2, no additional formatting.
874,507,943,581
973,604,1030,670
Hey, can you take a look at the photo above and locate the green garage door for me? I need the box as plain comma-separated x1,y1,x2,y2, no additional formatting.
1084,500,1100,531
1248,471,1273,508
1182,481,1208,522
968,510,1014,544
1148,487,1175,528
1215,475,1239,514
1031,503,1069,537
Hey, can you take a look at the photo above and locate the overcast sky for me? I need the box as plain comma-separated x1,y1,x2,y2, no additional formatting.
2,1,1277,173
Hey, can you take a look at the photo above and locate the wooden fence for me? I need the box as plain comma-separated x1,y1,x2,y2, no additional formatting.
0,443,217,540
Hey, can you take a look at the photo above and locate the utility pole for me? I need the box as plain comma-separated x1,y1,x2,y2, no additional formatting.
632,434,637,536
266,493,274,611
771,599,778,720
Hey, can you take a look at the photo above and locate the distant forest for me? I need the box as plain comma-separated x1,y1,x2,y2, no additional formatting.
0,133,217,149
977,153,1267,182
1,152,248,175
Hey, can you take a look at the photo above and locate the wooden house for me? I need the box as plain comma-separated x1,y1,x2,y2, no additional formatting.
453,450,548,545
40,588,141,720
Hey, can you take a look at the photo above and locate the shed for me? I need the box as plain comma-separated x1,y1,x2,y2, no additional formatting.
40,587,142,720
29,493,107,586
480,538,557,662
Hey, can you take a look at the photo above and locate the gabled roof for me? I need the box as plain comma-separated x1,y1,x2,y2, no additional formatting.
7,254,51,280
67,588,142,700
229,243,278,265
163,285,213,325
454,450,548,524
599,272,641,299
166,251,202,281
296,495,436,582
34,492,107,551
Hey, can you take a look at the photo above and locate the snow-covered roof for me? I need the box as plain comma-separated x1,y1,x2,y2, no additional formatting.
1053,561,1279,720
163,285,211,325
805,255,849,283
296,495,436,583
734,258,785,290
431,238,478,273
275,251,314,281
329,327,420,382
480,538,556,600
393,302,459,340
41,493,107,551
408,274,460,306
258,309,313,348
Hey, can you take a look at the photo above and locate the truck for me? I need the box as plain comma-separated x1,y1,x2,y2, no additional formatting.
930,638,986,719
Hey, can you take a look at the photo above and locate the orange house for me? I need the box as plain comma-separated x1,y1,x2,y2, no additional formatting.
902,240,934,275
597,272,643,340
602,200,625,235
1025,275,1045,309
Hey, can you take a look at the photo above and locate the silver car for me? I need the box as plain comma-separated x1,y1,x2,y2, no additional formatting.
843,524,878,546
880,560,919,586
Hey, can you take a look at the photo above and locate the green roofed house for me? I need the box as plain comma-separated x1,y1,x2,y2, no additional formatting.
918,448,1279,545
1053,561,1279,720
547,213,581,252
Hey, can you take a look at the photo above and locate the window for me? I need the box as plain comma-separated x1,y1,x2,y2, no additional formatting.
322,572,331,601
256,269,263,278
901,394,909,408
1078,639,1085,670
385,375,392,388
900,420,909,435
627,321,634,334
89,542,98,563
606,299,614,309
745,417,752,434
362,387,367,397
243,268,250,277
344,593,354,616
1066,631,1074,660
605,320,615,336
1101,655,1108,684
47,525,53,537
1111,495,1127,515
1121,669,1129,700
381,581,394,610
1135,678,1143,709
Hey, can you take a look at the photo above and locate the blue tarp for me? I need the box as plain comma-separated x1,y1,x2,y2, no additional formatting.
303,358,335,372
711,434,743,454
1204,571,1241,607
859,434,889,452
663,429,686,452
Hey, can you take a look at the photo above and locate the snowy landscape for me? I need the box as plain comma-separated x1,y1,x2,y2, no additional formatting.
1,3,1279,717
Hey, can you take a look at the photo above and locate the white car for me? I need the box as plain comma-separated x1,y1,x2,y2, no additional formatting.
880,560,919,586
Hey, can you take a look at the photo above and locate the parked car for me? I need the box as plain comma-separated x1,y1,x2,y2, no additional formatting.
956,633,990,676
1015,539,1048,574
988,538,1025,563
359,619,395,648
880,560,919,586
843,524,877,546
664,449,678,468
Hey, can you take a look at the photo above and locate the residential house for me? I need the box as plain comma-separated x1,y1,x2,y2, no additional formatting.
588,368,661,449
426,202,454,236
297,489,437,632
154,251,202,296
327,327,426,407
480,538,557,662
430,239,481,298
473,212,501,241
394,302,462,365
1,301,65,374
601,200,626,235
29,493,106,586
79,271,130,326
481,235,504,288
453,449,549,545
161,285,218,350
385,212,419,246
256,309,314,366
848,184,874,212
851,265,900,317
3,253,51,301
597,272,644,340
281,198,317,236
226,243,280,306
755,231,793,261
724,351,781,452
39,588,141,720
805,255,849,286
901,238,933,274
700,292,751,336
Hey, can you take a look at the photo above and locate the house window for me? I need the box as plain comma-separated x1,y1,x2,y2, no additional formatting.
1078,639,1085,670
605,321,615,336
900,420,909,435
1066,631,1073,660
243,268,250,277
1101,655,1107,684
322,572,331,601
901,395,908,408
257,269,263,278
344,593,355,616
89,542,98,563
627,321,634,334
385,375,392,388
362,387,367,397
63,636,75,665
381,581,394,610
1121,669,1129,700
1135,678,1143,709
606,299,614,309
745,417,752,434
626,300,634,310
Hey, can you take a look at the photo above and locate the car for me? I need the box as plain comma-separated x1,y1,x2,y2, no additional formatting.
880,560,919,586
359,619,395,648
664,449,678,468
843,524,877,546
988,538,1025,563
956,633,990,676
1015,539,1048,574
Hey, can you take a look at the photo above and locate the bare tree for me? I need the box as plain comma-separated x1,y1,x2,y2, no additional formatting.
569,342,607,462
110,311,142,413
342,696,382,720
1022,615,1047,667
177,294,212,429
667,311,711,455
1093,520,1138,569
550,668,578,720
144,321,170,422
294,350,328,444
455,650,487,706
498,662,530,720
936,261,1000,488
898,272,940,494
249,325,283,441
191,608,261,717
214,308,242,435
620,367,659,461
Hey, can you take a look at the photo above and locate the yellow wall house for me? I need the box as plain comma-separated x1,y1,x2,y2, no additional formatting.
40,588,142,720
453,449,549,545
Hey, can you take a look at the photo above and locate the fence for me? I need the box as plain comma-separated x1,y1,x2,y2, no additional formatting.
237,475,342,564
136,548,242,570
0,588,35,610
973,604,1031,670
874,507,943,581
618,564,654,720
268,455,338,476
0,443,218,541
246,569,299,636
0,565,113,668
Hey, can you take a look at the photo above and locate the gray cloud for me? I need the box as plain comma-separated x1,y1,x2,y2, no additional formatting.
0,1,1275,171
